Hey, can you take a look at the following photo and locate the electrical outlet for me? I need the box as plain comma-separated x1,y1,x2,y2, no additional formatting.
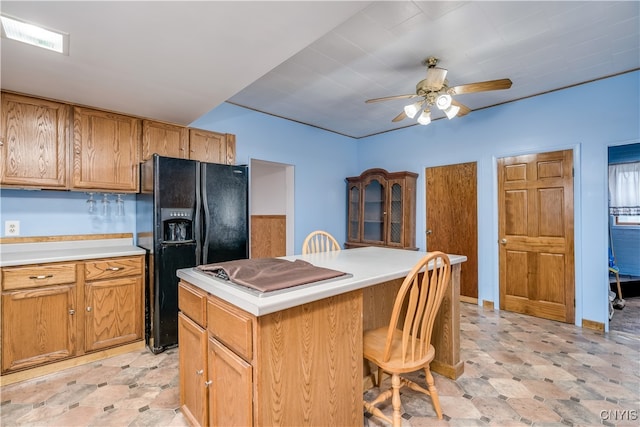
5,220,20,236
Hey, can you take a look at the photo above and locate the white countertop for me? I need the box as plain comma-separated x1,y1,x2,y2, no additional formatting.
0,238,146,267
177,247,466,316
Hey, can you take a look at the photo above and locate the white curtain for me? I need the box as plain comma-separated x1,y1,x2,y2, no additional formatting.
609,162,640,215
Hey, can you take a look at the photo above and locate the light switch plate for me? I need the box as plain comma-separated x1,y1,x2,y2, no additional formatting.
5,220,20,236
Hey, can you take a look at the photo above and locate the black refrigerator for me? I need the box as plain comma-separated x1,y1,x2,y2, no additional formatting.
136,155,248,354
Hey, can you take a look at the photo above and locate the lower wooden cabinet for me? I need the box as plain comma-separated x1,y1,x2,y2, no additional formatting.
178,312,208,427
2,283,77,372
208,336,253,427
0,255,144,374
179,281,254,427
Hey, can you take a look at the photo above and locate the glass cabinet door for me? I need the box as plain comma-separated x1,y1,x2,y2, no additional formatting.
363,178,385,243
348,184,360,242
387,181,403,246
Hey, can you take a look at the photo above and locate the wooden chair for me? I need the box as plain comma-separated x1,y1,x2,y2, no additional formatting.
301,230,341,255
363,251,451,426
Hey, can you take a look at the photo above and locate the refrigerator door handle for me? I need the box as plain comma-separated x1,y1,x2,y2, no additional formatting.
195,163,203,265
201,164,211,264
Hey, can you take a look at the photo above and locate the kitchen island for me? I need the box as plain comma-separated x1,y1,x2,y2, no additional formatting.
176,246,466,426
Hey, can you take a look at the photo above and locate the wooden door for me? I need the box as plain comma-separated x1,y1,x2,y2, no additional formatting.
84,277,142,351
2,284,76,372
498,149,574,323
141,120,189,161
426,162,478,300
1,92,70,189
72,107,140,192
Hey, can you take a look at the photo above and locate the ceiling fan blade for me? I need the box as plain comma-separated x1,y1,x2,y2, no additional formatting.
392,111,407,122
450,78,512,95
424,67,448,91
365,94,419,103
451,99,471,117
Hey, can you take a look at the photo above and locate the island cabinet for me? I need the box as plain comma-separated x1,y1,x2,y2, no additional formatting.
1,254,144,375
72,106,141,192
178,280,363,427
346,168,418,250
0,92,70,189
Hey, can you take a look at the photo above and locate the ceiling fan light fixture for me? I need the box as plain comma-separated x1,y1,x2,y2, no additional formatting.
417,109,431,125
444,104,460,119
403,101,423,119
436,93,452,110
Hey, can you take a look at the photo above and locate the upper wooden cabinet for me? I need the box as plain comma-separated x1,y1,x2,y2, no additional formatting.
189,129,235,165
72,106,141,192
141,120,189,161
346,168,418,250
143,122,237,165
0,93,70,189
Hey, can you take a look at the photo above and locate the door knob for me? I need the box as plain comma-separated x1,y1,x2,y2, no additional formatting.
426,230,432,235
500,238,507,245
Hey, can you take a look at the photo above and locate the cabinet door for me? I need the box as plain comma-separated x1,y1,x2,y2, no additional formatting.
84,276,142,351
141,120,189,161
208,337,253,427
72,107,140,192
362,176,385,245
189,129,235,164
386,179,405,247
178,312,208,427
347,183,361,243
1,92,70,188
1,284,76,373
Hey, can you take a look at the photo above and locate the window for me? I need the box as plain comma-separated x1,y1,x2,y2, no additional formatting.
609,162,640,225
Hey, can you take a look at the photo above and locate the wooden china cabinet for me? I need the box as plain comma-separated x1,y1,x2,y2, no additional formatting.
346,168,418,250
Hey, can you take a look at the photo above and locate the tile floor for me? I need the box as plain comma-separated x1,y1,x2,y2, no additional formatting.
1,302,638,427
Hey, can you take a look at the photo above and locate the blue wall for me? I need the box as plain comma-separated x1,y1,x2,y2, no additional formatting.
1,71,638,330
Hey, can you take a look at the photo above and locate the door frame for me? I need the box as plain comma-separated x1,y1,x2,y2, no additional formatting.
249,159,295,256
491,143,583,326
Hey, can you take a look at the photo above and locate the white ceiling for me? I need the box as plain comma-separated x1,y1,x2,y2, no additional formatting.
1,1,638,139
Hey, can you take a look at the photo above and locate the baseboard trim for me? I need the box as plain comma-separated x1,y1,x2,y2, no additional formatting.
482,300,495,310
582,318,605,332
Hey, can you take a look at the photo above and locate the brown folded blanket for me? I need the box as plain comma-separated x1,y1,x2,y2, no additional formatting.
197,258,347,293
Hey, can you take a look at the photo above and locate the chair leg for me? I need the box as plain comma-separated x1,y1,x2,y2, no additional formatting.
377,367,384,387
390,374,403,427
424,367,443,419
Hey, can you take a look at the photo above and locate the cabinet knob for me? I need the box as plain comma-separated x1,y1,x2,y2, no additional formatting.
69,309,75,315
29,274,53,280
204,380,213,387
196,369,204,376
86,307,92,312
106,266,122,271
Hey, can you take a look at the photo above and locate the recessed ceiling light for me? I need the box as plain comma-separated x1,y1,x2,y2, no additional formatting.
0,14,69,55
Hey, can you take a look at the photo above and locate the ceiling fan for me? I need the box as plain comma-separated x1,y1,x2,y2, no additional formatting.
365,57,512,125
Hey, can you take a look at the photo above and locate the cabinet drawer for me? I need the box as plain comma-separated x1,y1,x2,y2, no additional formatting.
207,296,253,361
84,256,143,281
178,281,207,328
1,263,77,291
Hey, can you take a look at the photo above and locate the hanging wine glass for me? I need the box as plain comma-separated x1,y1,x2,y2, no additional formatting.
115,194,125,216
86,193,96,215
101,193,110,217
